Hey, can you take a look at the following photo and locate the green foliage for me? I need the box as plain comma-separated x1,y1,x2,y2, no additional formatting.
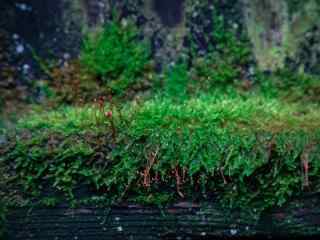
2,8,320,217
189,10,251,91
160,11,252,98
256,69,320,102
2,93,320,213
129,192,174,206
81,19,151,94
163,63,189,100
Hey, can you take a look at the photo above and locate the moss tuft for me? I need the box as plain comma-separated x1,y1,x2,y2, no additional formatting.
81,19,152,95
2,92,320,212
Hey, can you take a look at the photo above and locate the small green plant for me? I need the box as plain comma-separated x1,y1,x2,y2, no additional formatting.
189,10,251,91
163,63,189,100
81,19,151,94
256,69,320,102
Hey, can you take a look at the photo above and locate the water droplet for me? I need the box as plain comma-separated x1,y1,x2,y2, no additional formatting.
13,34,19,40
15,3,32,11
22,64,30,74
230,229,238,235
16,44,25,54
63,53,71,60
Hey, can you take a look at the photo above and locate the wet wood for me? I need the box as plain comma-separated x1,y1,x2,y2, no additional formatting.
5,193,320,240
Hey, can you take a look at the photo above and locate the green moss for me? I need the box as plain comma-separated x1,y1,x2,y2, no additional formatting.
244,0,320,71
2,90,320,212
256,69,320,103
81,18,152,95
188,9,251,91
2,6,320,216
163,63,189,100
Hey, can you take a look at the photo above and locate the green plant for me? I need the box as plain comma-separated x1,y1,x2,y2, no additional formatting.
81,19,151,94
2,91,320,213
189,9,251,92
30,47,56,78
256,69,320,103
163,63,189,100
2,7,320,216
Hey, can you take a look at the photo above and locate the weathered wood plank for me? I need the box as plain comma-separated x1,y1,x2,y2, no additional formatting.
5,194,320,240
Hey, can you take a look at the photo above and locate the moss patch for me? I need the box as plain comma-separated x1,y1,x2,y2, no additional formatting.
2,5,320,217
81,18,153,95
2,90,320,212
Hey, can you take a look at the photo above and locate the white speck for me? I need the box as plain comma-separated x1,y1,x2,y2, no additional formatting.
74,236,78,240
15,3,27,11
249,67,255,75
22,64,30,73
169,62,176,67
63,61,69,68
245,226,250,231
16,44,25,54
98,2,105,8
121,19,128,27
117,226,123,232
230,229,238,235
63,53,71,60
15,3,32,11
201,232,206,236
13,34,19,40
115,217,120,221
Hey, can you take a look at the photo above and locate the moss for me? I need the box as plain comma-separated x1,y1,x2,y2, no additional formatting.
44,60,105,106
81,18,153,95
243,0,290,70
2,5,320,216
255,69,320,103
2,89,320,213
244,0,320,71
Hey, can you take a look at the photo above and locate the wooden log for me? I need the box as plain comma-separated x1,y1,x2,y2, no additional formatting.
4,194,320,240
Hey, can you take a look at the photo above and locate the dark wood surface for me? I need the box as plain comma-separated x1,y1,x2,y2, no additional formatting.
5,193,320,240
